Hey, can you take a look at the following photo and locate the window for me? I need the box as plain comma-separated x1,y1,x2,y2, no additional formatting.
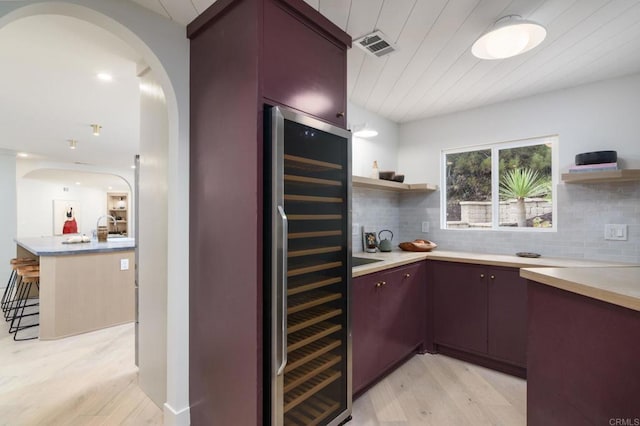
441,136,557,231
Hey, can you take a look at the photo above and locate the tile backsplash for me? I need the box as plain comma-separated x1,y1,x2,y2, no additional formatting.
352,182,640,264
352,187,400,253
397,182,640,264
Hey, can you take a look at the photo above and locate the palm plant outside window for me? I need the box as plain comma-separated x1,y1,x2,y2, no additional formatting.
441,136,557,231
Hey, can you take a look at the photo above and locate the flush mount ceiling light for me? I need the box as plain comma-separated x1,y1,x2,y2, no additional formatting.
68,139,78,150
96,72,113,82
91,124,102,136
352,123,378,138
472,15,546,60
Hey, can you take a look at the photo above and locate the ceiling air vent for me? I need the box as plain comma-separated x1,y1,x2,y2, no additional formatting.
354,30,396,58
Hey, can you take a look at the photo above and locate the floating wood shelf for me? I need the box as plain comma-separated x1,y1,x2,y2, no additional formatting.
561,169,640,184
352,176,438,192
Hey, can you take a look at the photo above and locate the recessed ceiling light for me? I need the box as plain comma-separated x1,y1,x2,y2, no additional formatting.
68,139,78,150
472,15,546,60
17,152,28,158
131,165,136,169
75,182,81,185
108,186,113,190
91,124,102,136
97,72,113,82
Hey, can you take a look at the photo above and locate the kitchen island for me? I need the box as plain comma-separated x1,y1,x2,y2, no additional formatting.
15,236,135,340
521,267,640,425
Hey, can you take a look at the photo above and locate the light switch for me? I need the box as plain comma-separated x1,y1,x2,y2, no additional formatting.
604,224,627,241
120,258,129,270
421,222,429,233
352,223,360,235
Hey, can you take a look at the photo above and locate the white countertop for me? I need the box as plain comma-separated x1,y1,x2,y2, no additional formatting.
15,236,135,256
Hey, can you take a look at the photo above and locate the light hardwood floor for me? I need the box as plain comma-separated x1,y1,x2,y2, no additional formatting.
0,322,162,425
352,354,527,425
0,321,525,426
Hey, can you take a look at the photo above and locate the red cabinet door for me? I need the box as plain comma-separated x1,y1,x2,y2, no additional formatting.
487,267,527,367
352,262,427,395
378,263,426,370
263,0,347,128
433,261,488,354
352,273,381,395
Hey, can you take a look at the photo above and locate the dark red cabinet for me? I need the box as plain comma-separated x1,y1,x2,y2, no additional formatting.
352,269,380,395
487,268,528,366
263,0,347,127
433,262,487,354
187,0,350,423
352,262,426,395
430,261,527,376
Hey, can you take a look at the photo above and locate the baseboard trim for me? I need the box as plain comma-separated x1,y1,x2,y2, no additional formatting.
164,402,190,426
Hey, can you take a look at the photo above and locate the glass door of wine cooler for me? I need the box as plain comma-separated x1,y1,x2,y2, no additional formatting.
268,106,352,426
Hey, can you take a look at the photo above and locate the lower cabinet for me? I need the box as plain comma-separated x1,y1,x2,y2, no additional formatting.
352,261,426,395
430,261,527,375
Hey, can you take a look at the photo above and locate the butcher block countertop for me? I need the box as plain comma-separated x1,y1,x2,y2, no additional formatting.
352,251,429,277
352,249,639,311
424,250,634,268
352,249,634,278
521,267,640,311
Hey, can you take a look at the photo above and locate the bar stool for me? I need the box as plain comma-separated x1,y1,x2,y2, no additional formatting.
3,259,38,320
9,267,40,341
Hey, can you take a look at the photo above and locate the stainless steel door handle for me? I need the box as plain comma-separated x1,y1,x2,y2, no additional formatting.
277,205,288,376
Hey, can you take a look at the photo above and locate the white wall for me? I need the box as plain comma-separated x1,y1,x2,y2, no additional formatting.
348,101,399,177
396,73,640,264
399,73,640,184
0,152,16,283
15,160,133,238
0,3,190,425
17,176,107,237
137,67,169,410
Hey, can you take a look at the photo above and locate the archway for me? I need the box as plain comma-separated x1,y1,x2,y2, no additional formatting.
0,2,189,424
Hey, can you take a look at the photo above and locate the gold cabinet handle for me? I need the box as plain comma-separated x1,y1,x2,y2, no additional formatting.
480,274,485,278
375,281,386,288
404,273,411,278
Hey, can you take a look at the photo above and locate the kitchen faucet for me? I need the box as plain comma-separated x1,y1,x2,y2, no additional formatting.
96,215,117,234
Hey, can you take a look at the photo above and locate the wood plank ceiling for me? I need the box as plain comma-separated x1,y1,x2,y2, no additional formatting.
132,0,640,123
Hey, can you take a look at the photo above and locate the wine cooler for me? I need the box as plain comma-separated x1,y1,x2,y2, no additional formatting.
265,106,352,426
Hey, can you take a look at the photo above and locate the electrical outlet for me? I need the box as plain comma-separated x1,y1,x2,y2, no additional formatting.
352,223,360,235
604,224,627,241
421,221,429,233
120,258,129,270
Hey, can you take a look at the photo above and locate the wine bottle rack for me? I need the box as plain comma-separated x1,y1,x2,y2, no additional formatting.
284,353,342,392
288,291,341,314
287,322,342,353
284,394,340,426
280,138,348,425
287,277,342,296
285,338,341,373
283,369,342,413
288,306,342,334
